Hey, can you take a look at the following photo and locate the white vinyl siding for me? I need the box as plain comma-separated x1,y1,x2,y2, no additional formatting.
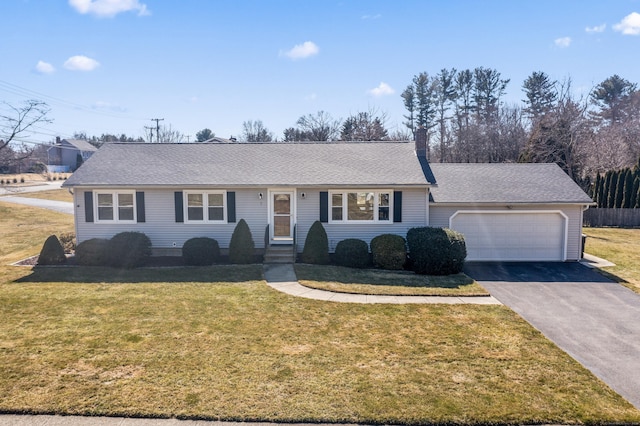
76,188,268,250
297,188,428,253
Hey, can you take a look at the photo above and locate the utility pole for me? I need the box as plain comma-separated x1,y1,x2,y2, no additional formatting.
144,126,155,143
150,118,164,143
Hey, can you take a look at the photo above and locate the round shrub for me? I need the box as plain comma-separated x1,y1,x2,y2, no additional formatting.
228,219,255,264
406,227,466,275
182,237,220,266
301,220,329,264
37,235,66,265
371,234,407,270
75,238,110,266
106,232,152,268
334,238,370,269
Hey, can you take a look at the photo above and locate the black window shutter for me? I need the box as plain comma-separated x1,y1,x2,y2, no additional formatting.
136,191,146,223
393,191,402,223
319,191,328,223
84,191,94,223
227,191,236,223
174,191,184,223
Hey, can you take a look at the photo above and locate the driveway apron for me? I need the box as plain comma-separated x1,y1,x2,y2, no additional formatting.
465,262,640,410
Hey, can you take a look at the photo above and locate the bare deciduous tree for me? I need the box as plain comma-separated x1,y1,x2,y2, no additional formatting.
0,100,51,158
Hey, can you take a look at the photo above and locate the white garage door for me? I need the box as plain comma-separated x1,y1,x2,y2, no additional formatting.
450,211,566,261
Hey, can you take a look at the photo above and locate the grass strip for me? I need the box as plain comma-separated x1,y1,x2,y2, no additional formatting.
295,263,488,296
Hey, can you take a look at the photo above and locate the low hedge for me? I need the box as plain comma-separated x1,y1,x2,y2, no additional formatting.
75,238,110,266
370,234,406,270
406,227,466,275
182,237,221,266
334,238,370,269
105,232,152,268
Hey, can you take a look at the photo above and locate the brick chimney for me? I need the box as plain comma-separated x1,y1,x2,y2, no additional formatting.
415,127,429,159
56,136,61,144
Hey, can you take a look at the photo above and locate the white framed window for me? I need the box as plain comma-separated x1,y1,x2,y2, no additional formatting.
94,191,136,223
184,191,226,223
330,190,392,223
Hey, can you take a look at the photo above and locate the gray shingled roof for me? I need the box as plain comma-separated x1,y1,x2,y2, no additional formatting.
429,163,594,204
63,139,98,152
63,142,431,188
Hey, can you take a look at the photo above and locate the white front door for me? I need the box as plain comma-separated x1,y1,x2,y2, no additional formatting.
270,191,295,243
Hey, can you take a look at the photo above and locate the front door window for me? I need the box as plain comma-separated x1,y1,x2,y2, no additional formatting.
273,193,291,238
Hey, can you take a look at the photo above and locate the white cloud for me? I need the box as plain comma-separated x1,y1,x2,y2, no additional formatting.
585,23,606,33
69,0,150,18
554,36,572,48
362,14,381,20
614,12,640,35
35,60,55,74
305,93,317,101
368,82,395,97
280,41,319,60
64,55,100,71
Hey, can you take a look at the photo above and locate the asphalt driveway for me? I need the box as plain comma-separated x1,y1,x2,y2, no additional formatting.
464,261,640,410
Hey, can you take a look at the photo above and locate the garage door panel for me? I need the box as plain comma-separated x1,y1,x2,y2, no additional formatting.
451,212,565,261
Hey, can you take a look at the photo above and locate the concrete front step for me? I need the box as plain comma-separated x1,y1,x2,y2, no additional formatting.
264,245,296,264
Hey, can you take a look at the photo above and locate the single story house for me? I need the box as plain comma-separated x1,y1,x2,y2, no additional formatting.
47,138,98,172
62,131,594,262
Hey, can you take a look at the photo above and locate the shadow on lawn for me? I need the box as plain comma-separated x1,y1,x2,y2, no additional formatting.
14,263,263,284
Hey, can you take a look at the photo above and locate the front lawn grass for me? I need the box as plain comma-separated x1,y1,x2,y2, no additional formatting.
296,264,488,296
584,227,640,293
2,276,639,424
16,188,73,202
0,205,639,424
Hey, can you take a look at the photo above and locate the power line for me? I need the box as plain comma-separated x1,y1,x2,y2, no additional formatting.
150,118,164,143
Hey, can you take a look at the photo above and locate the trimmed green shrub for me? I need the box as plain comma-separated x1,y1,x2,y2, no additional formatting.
58,232,76,254
75,238,109,266
228,219,255,264
371,234,406,270
406,227,466,275
37,235,66,265
182,237,220,266
106,231,152,268
334,238,370,268
301,220,329,264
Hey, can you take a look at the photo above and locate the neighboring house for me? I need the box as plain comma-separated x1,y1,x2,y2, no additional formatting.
47,138,98,172
62,130,594,262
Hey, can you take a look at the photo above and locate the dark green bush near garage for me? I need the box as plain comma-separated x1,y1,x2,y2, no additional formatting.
370,234,407,270
75,238,110,266
334,238,370,269
182,237,221,266
406,227,466,275
106,231,152,268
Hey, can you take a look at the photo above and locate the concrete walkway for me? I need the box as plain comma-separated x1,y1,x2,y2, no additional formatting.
263,263,502,305
0,196,74,215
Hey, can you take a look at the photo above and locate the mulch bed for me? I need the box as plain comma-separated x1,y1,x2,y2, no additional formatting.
13,255,187,268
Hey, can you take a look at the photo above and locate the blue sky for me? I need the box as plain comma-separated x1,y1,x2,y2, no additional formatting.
2,0,640,145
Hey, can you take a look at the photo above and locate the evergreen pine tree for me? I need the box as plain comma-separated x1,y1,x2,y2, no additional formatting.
607,171,618,208
622,169,634,208
631,177,640,209
593,173,601,206
614,170,626,208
